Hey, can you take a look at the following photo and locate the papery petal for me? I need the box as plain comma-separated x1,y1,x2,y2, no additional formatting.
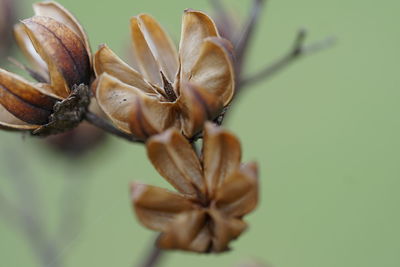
93,44,156,94
0,68,58,108
0,85,51,124
147,129,205,198
0,69,59,124
203,122,242,197
216,162,259,217
22,16,91,98
130,17,161,85
136,14,179,82
128,93,178,139
179,10,218,80
187,37,235,106
187,226,212,253
95,73,147,134
158,210,207,251
33,1,92,61
179,82,224,138
0,104,38,130
14,23,49,80
131,183,194,232
209,209,248,252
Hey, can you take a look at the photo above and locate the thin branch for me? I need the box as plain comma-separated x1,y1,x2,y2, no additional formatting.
57,170,90,247
240,30,336,88
137,238,164,267
84,112,144,144
235,0,266,74
1,148,62,267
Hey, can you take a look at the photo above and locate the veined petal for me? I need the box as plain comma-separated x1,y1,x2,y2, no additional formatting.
95,73,146,134
158,210,207,251
33,1,92,61
0,69,58,124
0,68,58,109
147,129,205,198
0,84,51,125
136,14,179,82
215,162,259,217
13,23,49,81
187,37,235,106
131,183,194,232
22,16,91,98
179,82,224,138
179,10,219,80
93,44,156,94
203,122,242,197
0,104,38,130
209,209,248,252
130,17,161,85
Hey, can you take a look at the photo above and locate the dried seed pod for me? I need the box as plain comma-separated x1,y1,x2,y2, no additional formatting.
131,122,259,253
94,10,235,140
0,1,93,133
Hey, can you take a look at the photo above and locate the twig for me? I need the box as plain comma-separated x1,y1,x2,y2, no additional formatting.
240,30,336,88
57,168,90,248
1,147,62,267
235,0,266,77
84,111,144,144
137,238,164,267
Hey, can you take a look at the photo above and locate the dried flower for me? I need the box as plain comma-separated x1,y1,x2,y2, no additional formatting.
0,0,16,59
94,10,235,140
131,122,258,253
0,1,91,132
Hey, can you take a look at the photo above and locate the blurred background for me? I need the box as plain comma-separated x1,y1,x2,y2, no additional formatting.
0,0,399,266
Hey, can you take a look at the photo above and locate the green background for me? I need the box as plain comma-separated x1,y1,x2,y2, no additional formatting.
1,0,399,266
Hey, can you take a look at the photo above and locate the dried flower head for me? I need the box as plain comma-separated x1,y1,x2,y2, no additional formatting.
131,122,258,253
94,10,235,140
0,1,91,132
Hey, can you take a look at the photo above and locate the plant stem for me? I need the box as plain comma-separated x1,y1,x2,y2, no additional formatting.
235,0,266,78
240,30,336,88
137,238,164,267
84,112,144,144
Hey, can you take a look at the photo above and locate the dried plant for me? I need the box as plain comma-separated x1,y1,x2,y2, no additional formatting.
0,2,92,134
94,10,234,140
131,122,258,253
0,0,333,266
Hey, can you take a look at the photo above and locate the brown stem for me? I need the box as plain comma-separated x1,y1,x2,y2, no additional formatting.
235,0,266,77
138,239,164,267
84,112,144,144
240,30,336,88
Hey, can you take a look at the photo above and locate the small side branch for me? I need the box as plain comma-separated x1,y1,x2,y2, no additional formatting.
240,29,336,88
235,0,266,74
84,112,144,144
